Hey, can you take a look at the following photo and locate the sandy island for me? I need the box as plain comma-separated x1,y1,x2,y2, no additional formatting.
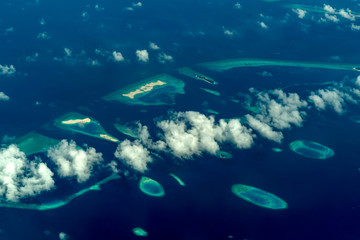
62,118,91,124
122,80,166,99
100,134,119,142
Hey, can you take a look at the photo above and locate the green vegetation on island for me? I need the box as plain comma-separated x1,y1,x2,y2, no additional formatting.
289,140,334,159
103,74,185,105
232,184,288,209
177,67,218,84
53,112,119,143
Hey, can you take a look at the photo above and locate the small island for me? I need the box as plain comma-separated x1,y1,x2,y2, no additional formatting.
177,67,218,84
103,74,185,105
232,184,288,210
54,112,119,143
289,140,334,159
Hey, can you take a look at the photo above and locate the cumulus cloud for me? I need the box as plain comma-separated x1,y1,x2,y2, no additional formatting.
112,51,125,62
338,8,355,21
114,139,152,172
254,89,308,129
37,32,51,39
246,115,283,143
292,8,307,19
323,4,336,14
259,21,268,29
47,140,103,183
0,92,10,101
0,145,55,202
135,49,149,63
64,48,72,57
223,27,237,36
257,71,272,77
26,52,39,62
59,232,68,240
149,42,160,50
234,2,241,9
355,76,360,87
157,52,173,63
0,64,16,76
324,13,339,23
309,88,351,114
155,111,254,158
132,2,142,7
351,23,360,31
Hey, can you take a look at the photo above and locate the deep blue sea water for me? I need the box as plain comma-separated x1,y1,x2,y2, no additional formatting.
1,0,360,239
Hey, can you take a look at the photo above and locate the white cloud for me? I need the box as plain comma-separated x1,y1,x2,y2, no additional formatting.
59,232,68,240
223,27,237,36
95,4,104,11
112,51,125,62
114,139,152,172
26,52,39,62
324,13,339,23
37,32,51,39
64,48,72,57
259,21,268,29
339,8,355,21
86,58,101,66
0,64,16,76
351,23,360,31
234,2,241,9
149,42,160,50
257,71,272,77
0,145,55,202
47,140,103,183
254,89,308,129
40,18,46,25
309,89,347,114
132,2,142,7
246,114,283,143
135,49,149,63
292,8,307,19
157,52,173,63
0,92,10,101
324,4,336,14
155,111,254,158
355,76,360,87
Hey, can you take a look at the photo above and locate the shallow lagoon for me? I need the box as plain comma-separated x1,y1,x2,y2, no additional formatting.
103,74,185,106
289,140,334,159
232,184,288,210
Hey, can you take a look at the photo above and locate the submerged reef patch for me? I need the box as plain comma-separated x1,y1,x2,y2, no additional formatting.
139,176,165,197
103,74,185,105
289,140,334,159
232,184,288,209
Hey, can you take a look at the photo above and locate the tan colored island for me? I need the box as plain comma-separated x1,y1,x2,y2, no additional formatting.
122,80,166,99
62,118,91,124
100,134,119,142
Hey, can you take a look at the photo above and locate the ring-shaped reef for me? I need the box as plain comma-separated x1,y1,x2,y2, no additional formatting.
53,112,119,143
289,140,334,159
199,58,360,72
231,184,288,210
216,150,233,159
0,174,121,210
114,122,140,139
103,74,185,106
139,176,165,197
14,132,60,156
132,227,148,237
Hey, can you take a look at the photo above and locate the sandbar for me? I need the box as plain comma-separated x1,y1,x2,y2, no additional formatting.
122,80,166,99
